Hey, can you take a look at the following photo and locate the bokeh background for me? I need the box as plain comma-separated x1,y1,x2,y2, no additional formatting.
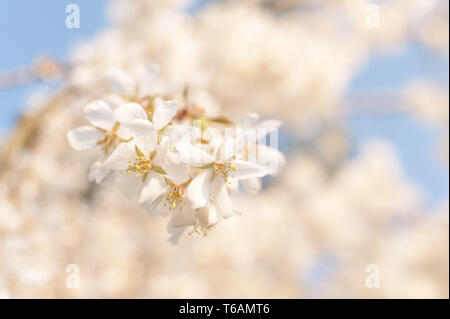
0,0,448,298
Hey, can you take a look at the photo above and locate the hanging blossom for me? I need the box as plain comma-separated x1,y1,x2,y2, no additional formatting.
67,65,285,244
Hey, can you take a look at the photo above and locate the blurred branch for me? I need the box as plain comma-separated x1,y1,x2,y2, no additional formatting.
0,87,76,177
0,57,70,89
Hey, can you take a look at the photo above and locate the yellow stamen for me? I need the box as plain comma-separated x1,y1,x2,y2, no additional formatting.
213,161,236,184
127,156,152,177
164,180,187,210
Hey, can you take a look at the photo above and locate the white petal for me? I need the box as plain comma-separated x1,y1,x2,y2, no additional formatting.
88,159,110,184
232,160,268,180
101,93,126,109
113,171,143,200
153,137,169,167
102,142,135,170
170,206,196,228
186,170,212,209
105,67,135,97
67,126,103,150
219,136,245,161
113,102,147,125
165,152,190,185
211,177,233,218
152,99,178,130
227,179,239,195
139,174,165,208
254,144,286,175
136,64,160,97
128,119,157,156
84,100,115,130
175,142,214,166
164,125,199,145
242,178,262,195
196,204,221,228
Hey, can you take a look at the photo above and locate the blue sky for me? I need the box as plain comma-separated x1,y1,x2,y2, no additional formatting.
0,1,448,205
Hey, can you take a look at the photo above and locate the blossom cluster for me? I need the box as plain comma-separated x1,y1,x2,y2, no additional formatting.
67,66,285,243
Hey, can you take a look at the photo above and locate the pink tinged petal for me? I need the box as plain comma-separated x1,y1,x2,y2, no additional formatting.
138,174,165,208
232,160,268,180
84,100,115,130
175,142,214,166
170,206,196,228
186,170,212,209
67,126,103,150
88,160,110,184
165,153,190,185
211,177,233,218
105,67,135,97
102,142,135,170
242,178,262,195
128,119,157,156
113,102,147,125
152,99,179,130
113,171,143,200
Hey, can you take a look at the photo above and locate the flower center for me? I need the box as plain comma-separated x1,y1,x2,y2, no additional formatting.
213,161,237,184
97,131,118,153
97,122,121,153
128,156,152,177
164,181,186,210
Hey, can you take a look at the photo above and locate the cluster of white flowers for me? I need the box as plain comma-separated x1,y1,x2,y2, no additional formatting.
67,66,285,243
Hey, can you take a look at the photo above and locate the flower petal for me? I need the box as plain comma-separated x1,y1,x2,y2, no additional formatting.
211,176,233,218
170,206,196,228
88,159,110,184
105,67,135,97
139,174,165,209
165,152,190,185
242,178,262,195
84,100,115,130
153,137,169,167
136,64,160,97
102,142,135,170
175,142,214,167
67,126,103,150
186,170,212,209
232,160,268,180
252,144,286,176
152,99,178,130
113,102,147,125
128,119,157,156
113,171,143,200
196,204,221,228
